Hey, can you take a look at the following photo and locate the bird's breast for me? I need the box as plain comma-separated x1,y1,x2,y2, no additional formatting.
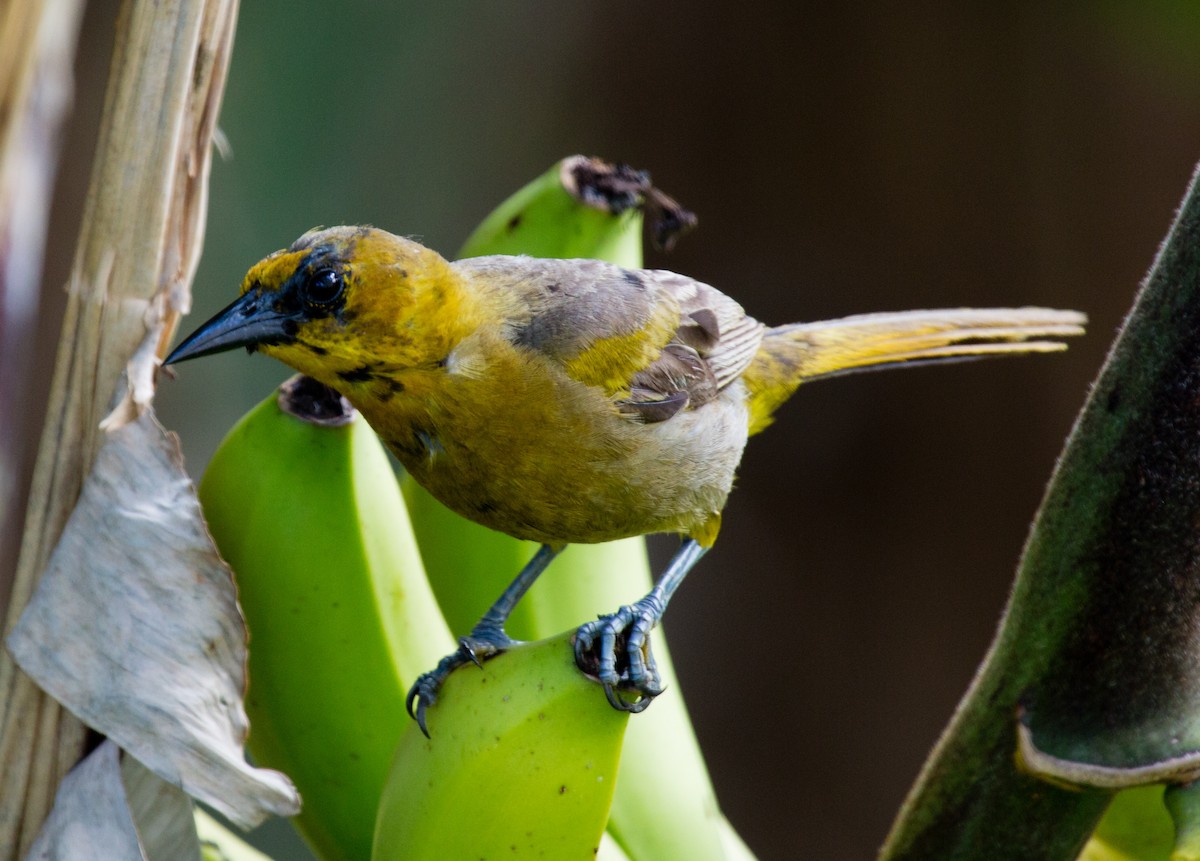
358,353,750,545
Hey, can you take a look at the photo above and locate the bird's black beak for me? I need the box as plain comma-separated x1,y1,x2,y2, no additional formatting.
164,289,300,365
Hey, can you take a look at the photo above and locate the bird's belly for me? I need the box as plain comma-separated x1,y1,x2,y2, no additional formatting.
390,384,750,545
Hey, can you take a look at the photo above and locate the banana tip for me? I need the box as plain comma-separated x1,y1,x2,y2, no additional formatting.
560,155,696,251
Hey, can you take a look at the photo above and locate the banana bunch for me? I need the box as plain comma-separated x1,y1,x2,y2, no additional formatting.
198,157,751,860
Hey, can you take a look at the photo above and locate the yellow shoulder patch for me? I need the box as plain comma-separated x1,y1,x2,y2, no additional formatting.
563,299,680,395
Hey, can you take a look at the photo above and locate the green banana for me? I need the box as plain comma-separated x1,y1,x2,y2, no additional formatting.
1073,783,1200,861
196,809,276,861
399,473,541,637
1166,783,1200,860
1075,786,1172,861
198,375,454,861
717,815,760,861
459,155,652,262
400,154,745,860
373,632,628,860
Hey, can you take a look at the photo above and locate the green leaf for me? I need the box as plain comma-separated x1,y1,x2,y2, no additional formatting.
882,163,1200,859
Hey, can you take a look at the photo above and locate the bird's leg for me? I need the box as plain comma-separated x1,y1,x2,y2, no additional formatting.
574,538,708,713
407,542,562,736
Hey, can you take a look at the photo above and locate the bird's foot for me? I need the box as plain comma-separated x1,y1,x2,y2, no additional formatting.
573,595,666,713
406,627,516,737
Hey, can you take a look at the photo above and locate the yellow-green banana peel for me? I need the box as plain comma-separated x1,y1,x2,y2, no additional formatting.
373,632,628,860
199,377,454,861
458,155,645,262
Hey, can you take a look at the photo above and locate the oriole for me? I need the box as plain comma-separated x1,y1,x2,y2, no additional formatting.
166,225,1084,732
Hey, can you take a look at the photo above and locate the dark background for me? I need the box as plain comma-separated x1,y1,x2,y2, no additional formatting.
20,2,1200,858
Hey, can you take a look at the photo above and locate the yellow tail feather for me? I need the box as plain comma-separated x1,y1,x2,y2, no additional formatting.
743,307,1087,435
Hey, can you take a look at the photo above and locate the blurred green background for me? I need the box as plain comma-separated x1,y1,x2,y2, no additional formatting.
25,1,1200,858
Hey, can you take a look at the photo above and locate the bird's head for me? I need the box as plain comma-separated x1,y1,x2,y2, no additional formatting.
165,226,467,385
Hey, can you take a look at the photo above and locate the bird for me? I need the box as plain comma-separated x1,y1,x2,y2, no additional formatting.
165,225,1084,734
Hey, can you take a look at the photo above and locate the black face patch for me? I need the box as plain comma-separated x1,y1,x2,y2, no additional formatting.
276,244,349,321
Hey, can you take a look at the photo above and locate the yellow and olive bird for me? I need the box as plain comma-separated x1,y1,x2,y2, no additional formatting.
166,226,1084,732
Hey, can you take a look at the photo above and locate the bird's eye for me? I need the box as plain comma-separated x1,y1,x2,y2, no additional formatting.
303,267,344,307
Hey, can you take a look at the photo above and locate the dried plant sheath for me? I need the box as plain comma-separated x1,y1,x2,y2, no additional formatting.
8,412,299,829
882,162,1200,859
0,0,86,599
0,0,88,852
0,0,271,853
24,741,204,861
23,743,146,861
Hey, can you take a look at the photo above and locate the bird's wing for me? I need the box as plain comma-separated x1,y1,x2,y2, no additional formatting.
456,256,764,423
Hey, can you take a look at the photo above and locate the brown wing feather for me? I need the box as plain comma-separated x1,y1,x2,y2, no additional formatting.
455,256,764,423
637,270,764,391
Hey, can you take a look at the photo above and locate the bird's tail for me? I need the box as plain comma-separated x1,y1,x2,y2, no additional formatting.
743,307,1087,435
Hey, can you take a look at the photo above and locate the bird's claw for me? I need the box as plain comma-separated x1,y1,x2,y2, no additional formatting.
574,597,667,713
602,681,659,713
406,633,512,737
